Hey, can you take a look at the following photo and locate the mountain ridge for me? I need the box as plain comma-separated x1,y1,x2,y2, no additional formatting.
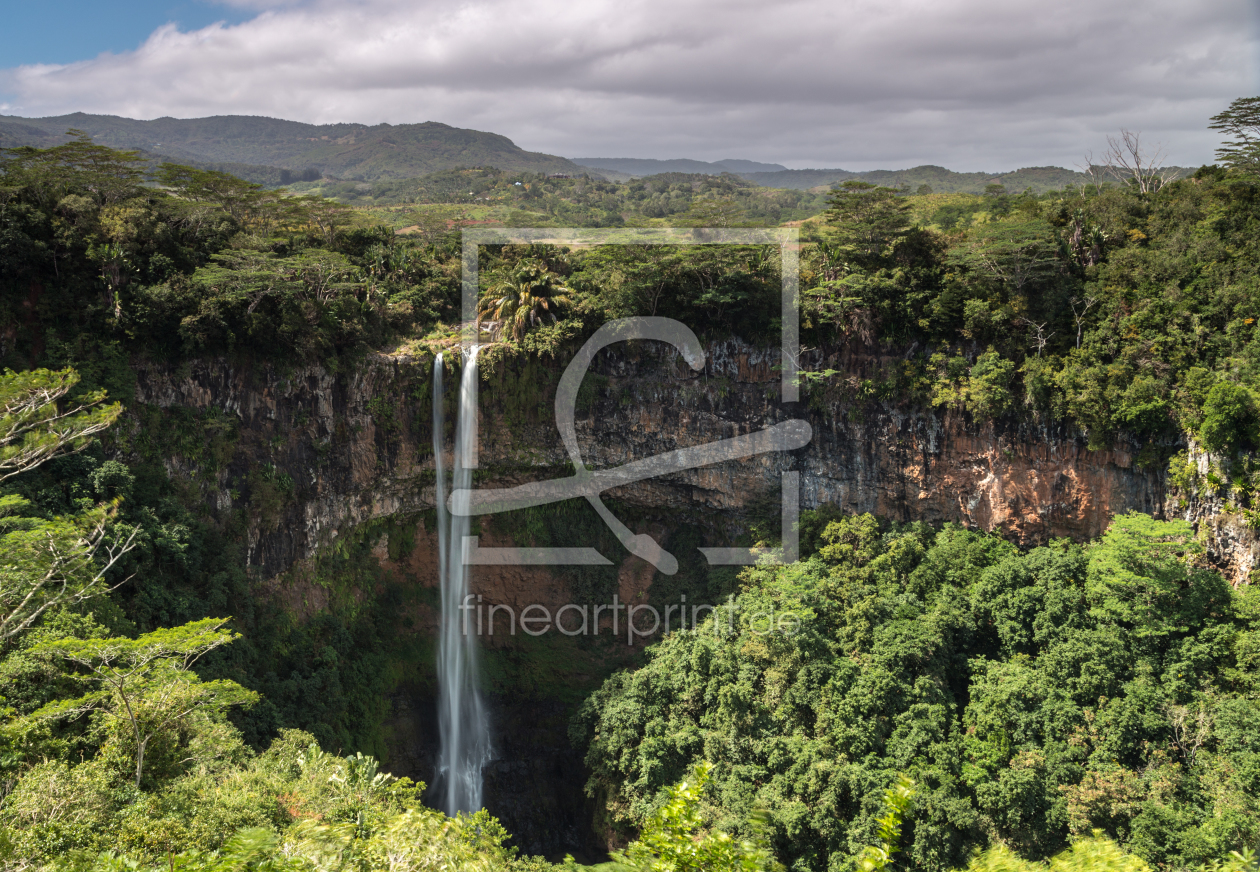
0,112,584,180
0,112,1195,195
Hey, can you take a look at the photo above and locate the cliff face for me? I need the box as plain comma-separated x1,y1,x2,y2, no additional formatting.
1163,442,1260,585
131,340,1173,582
133,354,439,579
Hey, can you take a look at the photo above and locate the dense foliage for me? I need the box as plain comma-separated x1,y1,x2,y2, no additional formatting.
7,122,1260,466
0,136,460,370
800,164,1260,457
574,513,1260,872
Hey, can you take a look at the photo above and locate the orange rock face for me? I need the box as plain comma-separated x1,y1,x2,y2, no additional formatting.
131,339,1255,594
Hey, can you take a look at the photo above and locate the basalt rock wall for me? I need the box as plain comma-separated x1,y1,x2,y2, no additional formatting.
131,340,1176,581
1163,441,1260,585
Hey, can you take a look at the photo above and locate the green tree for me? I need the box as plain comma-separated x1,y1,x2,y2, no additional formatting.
0,367,134,642
614,761,782,872
1198,382,1259,454
856,775,916,872
962,835,1153,872
680,196,747,228
478,258,573,340
1084,513,1219,636
32,618,259,787
0,132,146,208
293,195,355,246
0,497,136,643
0,367,121,484
156,163,266,225
822,181,911,269
966,352,1017,419
1209,97,1260,174
929,352,1016,420
949,219,1064,298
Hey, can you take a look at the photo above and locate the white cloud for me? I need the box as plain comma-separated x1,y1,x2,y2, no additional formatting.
2,0,1255,170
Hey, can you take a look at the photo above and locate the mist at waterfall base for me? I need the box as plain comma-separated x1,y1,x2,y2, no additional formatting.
431,350,493,816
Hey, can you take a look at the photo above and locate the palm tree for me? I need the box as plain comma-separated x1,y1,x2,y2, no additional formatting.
477,258,573,340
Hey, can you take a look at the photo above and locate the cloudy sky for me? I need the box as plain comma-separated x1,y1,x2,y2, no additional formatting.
1,0,1256,171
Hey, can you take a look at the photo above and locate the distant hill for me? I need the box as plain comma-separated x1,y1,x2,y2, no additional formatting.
0,113,584,181
1,114,1195,196
716,159,790,173
574,157,788,176
0,119,64,150
859,165,1091,194
738,164,1195,194
576,160,1108,193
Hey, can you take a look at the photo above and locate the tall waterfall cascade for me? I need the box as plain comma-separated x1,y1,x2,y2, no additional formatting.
432,349,493,815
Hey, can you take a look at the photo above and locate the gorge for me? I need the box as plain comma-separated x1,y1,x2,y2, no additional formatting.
123,337,1251,857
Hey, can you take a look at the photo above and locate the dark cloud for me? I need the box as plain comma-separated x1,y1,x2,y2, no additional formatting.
1,0,1254,170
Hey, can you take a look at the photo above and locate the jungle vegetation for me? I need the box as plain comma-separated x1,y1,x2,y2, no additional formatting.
575,511,1260,871
0,98,1256,870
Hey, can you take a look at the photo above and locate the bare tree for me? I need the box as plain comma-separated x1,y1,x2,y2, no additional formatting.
1102,130,1176,194
1070,295,1099,349
1075,151,1106,196
1020,319,1054,357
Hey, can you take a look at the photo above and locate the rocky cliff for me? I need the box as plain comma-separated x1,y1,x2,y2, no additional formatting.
1163,442,1260,585
131,339,1177,582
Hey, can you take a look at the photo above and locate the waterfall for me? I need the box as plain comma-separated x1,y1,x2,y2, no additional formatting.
432,349,493,815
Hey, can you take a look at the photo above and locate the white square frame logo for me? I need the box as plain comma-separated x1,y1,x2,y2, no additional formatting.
456,227,805,571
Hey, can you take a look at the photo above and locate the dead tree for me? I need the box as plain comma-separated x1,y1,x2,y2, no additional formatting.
1075,150,1106,196
1102,130,1176,194
1070,295,1098,348
1019,318,1054,357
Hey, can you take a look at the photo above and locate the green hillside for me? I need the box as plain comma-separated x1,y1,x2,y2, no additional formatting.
289,166,828,225
0,120,301,185
0,113,583,180
861,163,1103,193
0,119,65,150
